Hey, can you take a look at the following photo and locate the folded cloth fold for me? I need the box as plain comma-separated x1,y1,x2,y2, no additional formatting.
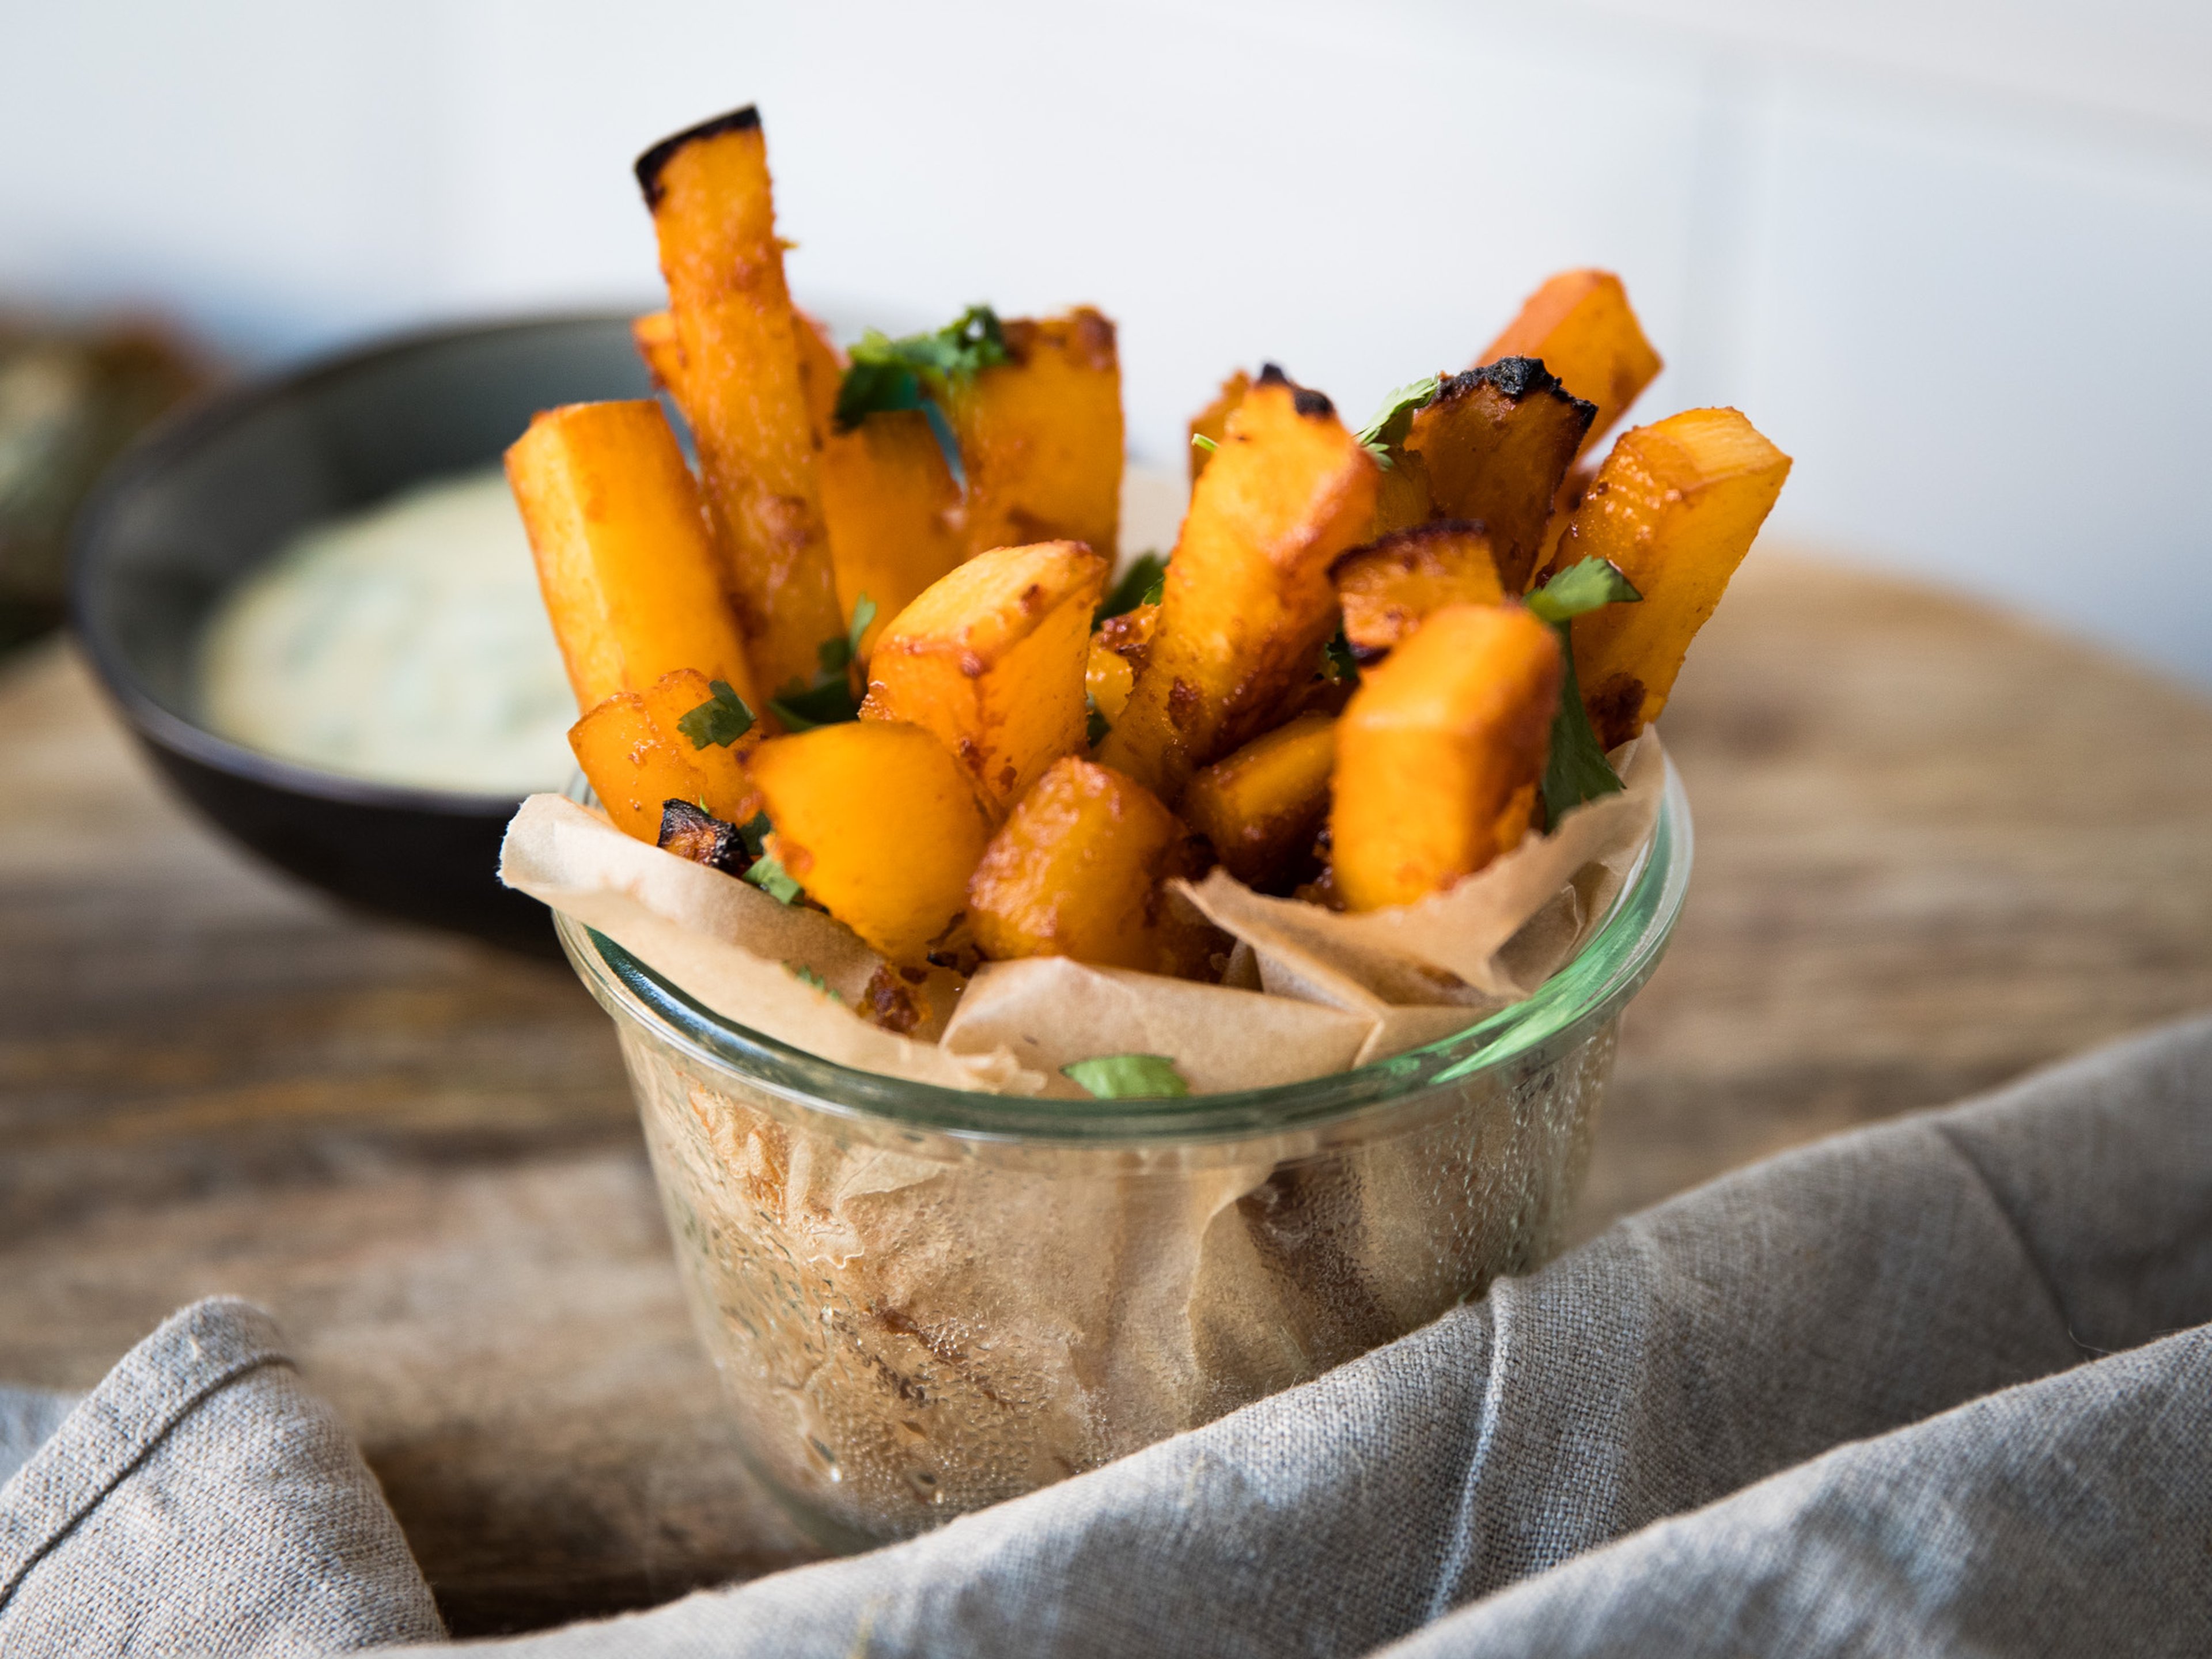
3,1016,2207,1658
0,1298,442,1656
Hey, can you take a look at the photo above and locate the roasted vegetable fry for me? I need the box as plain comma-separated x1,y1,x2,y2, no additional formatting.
570,678,757,846
636,107,844,698
1480,270,1662,457
1547,408,1791,746
1402,361,1587,585
1402,359,1593,593
657,799,753,874
747,721,992,962
791,312,967,661
1368,446,1434,541
1181,710,1337,891
940,308,1123,560
1085,601,1158,726
1099,368,1381,802
1187,369,1249,483
632,309,685,395
968,757,1221,977
1331,521,1507,662
507,400,757,713
859,540,1108,818
640,668,760,820
1331,604,1562,912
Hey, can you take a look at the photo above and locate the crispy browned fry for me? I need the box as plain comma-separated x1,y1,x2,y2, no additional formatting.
1181,711,1337,891
656,799,752,874
1098,368,1380,803
940,308,1123,560
790,311,967,661
1535,461,1597,583
1547,407,1792,746
1187,369,1250,483
968,757,1221,978
632,309,685,395
1331,521,1507,661
859,540,1108,819
1368,446,1433,541
507,400,757,713
637,107,844,699
747,721,992,963
1330,604,1562,912
569,674,757,846
1402,358,1594,593
1085,601,1158,726
1480,269,1662,456
639,668,760,820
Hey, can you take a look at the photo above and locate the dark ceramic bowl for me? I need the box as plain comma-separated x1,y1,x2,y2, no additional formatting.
69,313,650,952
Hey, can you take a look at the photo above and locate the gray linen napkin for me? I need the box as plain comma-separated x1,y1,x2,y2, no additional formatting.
0,1300,442,1654
3,1014,2207,1657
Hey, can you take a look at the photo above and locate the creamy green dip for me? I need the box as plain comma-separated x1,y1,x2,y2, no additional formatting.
198,469,574,796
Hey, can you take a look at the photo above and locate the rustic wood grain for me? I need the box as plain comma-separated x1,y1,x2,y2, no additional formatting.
0,554,2205,1633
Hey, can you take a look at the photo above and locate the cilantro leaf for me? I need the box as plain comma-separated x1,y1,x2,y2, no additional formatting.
1096,552,1167,623
745,852,804,904
1527,557,1641,625
1355,375,1441,469
775,595,878,729
816,593,878,677
676,679,756,749
1529,559,1643,820
789,963,841,1002
834,305,1009,432
737,811,772,861
1320,626,1360,684
769,676,861,732
1062,1054,1191,1100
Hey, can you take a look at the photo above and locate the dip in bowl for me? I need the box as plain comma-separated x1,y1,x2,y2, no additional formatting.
71,313,653,949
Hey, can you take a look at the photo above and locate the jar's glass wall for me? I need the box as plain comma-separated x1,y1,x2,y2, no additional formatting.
559,764,1691,1548
618,1010,1620,1548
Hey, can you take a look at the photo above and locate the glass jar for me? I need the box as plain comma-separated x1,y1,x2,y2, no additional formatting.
558,761,1691,1550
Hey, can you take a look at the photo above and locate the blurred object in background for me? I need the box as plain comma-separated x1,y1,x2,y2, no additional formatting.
0,315,203,652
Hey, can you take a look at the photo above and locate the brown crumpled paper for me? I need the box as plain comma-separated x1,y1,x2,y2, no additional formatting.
497,730,1665,1096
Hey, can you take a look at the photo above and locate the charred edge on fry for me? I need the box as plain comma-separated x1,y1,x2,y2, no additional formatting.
1252,362,1335,419
633,104,763,206
1330,517,1494,578
657,800,752,875
1443,356,1599,423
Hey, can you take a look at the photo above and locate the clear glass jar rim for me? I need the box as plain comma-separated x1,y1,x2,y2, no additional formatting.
559,757,1694,1145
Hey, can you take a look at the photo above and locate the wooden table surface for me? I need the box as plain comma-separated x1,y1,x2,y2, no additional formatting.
1,554,2208,1634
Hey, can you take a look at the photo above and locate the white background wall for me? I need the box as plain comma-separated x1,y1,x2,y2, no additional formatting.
5,0,2210,684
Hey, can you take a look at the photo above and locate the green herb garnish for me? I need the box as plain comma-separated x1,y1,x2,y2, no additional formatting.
1527,556,1641,626
1320,626,1361,684
675,679,756,749
1355,374,1441,470
768,678,860,731
815,593,878,677
771,595,876,730
1096,552,1167,623
1062,1054,1191,1100
789,963,840,1002
834,306,1009,484
1190,433,1218,456
1527,558,1643,820
737,811,772,861
745,853,804,905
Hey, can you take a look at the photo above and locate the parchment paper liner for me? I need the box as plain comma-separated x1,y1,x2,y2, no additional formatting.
498,730,1665,1094
513,734,1662,1541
